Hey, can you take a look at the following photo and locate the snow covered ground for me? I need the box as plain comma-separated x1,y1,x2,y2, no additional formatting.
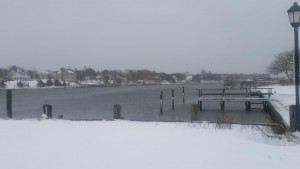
0,120,299,169
4,80,77,89
5,80,45,89
5,80,37,89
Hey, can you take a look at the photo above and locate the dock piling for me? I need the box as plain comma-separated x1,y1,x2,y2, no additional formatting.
198,89,202,111
182,87,185,104
172,90,174,110
58,115,64,119
245,102,251,111
113,104,122,119
6,90,12,119
221,101,225,111
160,91,163,114
263,102,268,111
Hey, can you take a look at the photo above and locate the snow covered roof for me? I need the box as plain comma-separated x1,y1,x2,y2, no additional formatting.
57,69,75,74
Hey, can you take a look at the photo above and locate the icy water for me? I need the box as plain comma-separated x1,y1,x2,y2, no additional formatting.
0,84,272,123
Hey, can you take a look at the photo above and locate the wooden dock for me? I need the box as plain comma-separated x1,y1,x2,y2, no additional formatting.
197,88,273,111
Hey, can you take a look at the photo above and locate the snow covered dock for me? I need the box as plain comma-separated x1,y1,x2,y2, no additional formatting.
265,85,296,127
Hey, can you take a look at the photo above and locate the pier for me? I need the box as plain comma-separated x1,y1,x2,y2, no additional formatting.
197,88,273,111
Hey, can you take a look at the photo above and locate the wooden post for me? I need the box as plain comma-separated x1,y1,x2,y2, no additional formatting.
198,89,202,111
221,88,225,111
172,90,174,110
248,102,251,110
263,101,268,111
199,101,202,111
245,101,251,111
221,101,225,111
160,91,163,114
290,105,297,132
113,104,122,119
182,87,185,104
6,89,12,119
48,105,52,118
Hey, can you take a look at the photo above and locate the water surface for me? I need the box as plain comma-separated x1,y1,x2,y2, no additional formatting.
0,84,271,123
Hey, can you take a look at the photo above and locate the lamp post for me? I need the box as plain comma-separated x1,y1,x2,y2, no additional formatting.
288,2,300,131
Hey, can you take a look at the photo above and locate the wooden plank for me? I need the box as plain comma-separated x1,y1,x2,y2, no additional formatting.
197,91,273,96
200,93,251,95
197,87,273,90
197,98,269,102
198,97,269,100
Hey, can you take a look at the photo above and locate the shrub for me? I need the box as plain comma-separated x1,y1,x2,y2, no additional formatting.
36,80,45,87
54,79,62,86
17,81,24,88
46,79,53,86
0,81,6,88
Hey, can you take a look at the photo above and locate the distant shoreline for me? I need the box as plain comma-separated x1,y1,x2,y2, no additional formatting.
0,81,226,91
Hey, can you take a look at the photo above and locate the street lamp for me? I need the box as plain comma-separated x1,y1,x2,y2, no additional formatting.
288,2,300,131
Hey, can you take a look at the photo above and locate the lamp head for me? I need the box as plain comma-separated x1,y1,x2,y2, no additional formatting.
288,2,300,28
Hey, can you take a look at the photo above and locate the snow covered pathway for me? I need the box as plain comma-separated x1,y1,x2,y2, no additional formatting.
0,120,299,169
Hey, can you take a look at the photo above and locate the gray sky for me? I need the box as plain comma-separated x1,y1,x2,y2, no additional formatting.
0,0,296,73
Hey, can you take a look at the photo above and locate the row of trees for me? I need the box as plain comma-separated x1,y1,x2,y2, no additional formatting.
75,68,189,83
75,68,224,83
73,51,296,84
73,52,295,84
36,78,67,87
14,79,67,88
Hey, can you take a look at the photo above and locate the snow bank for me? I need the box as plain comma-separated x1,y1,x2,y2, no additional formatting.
0,120,299,169
4,80,73,89
271,85,295,95
5,80,38,89
263,85,295,126
5,80,18,89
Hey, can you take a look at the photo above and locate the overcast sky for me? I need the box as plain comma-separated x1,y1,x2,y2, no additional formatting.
0,0,297,73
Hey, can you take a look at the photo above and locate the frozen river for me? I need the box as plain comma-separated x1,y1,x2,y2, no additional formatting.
0,84,272,123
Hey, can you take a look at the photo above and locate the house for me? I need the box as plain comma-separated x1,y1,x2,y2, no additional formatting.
58,69,76,82
39,69,76,82
39,71,58,79
8,71,30,81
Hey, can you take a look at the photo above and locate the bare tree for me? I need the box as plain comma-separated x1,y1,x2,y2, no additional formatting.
224,75,237,88
267,50,294,83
